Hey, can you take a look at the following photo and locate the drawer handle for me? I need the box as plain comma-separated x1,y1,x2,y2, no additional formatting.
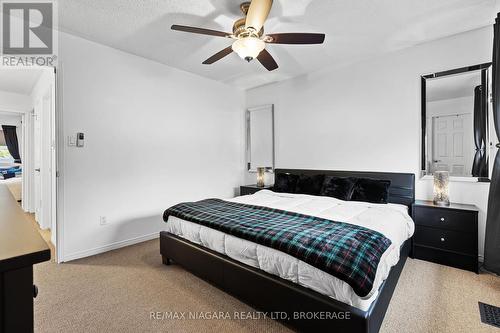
33,284,39,298
440,237,445,242
440,217,445,222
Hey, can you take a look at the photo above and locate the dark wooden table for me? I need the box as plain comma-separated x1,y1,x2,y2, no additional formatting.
0,185,51,333
240,184,273,196
412,200,479,273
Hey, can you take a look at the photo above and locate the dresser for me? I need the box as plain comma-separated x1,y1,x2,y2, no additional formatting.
0,185,51,333
240,184,273,196
412,200,478,273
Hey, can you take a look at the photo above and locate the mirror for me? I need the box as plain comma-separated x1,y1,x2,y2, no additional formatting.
421,63,492,180
246,105,275,172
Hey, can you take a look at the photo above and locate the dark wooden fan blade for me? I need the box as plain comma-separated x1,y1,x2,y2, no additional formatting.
171,25,232,38
266,33,325,44
202,46,233,64
257,49,278,71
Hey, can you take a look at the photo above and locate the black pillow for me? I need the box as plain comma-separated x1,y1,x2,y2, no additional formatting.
273,173,299,193
320,176,356,200
351,178,391,204
295,174,325,195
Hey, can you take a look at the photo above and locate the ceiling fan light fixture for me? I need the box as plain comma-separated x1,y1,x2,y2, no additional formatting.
232,36,265,62
171,1,325,71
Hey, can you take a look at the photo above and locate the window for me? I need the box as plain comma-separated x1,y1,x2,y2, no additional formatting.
0,129,13,162
0,145,13,162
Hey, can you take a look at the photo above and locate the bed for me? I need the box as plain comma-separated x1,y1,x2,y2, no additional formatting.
160,169,415,333
0,176,22,201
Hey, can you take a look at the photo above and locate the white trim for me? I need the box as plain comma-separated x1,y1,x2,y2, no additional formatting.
55,64,64,263
21,113,28,211
62,232,159,262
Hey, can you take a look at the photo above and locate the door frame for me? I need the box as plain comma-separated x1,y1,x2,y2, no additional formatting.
33,97,42,223
54,64,64,263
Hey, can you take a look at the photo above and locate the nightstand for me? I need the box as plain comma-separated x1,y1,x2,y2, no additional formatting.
412,200,479,273
240,184,273,196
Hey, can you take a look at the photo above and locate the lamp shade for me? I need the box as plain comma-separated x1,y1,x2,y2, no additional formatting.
256,167,265,187
433,171,450,206
232,37,265,61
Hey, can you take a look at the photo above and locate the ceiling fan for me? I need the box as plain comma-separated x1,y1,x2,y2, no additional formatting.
171,0,325,71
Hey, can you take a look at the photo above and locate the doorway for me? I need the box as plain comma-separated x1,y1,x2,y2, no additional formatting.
0,66,58,258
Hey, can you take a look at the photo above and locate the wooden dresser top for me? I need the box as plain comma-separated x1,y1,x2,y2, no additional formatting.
0,184,50,272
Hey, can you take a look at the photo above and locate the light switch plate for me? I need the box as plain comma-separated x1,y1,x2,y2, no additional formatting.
68,135,76,146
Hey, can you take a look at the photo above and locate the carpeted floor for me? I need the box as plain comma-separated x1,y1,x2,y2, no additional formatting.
34,239,500,333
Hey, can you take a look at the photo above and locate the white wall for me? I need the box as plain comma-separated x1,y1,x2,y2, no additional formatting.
58,32,245,261
0,113,22,126
427,96,474,118
0,90,32,113
246,26,493,257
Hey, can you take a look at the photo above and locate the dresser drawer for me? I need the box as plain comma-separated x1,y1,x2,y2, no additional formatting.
413,245,478,273
414,226,476,255
414,206,476,233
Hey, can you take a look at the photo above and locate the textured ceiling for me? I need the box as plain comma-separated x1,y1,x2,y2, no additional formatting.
0,68,43,95
59,0,499,90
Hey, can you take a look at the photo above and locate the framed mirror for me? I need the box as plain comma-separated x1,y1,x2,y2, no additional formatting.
421,63,492,181
246,104,275,172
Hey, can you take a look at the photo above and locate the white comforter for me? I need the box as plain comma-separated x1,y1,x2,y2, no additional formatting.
165,190,414,311
0,177,22,201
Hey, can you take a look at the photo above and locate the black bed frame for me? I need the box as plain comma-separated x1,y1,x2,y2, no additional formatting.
160,169,415,333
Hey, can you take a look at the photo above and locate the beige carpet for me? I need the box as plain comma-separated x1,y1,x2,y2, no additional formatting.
34,239,500,333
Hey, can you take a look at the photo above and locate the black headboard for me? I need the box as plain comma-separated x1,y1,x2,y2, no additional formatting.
275,169,416,209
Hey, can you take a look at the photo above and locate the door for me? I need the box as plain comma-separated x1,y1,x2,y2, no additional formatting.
432,114,473,176
33,101,42,223
41,91,53,231
33,86,53,230
50,82,57,246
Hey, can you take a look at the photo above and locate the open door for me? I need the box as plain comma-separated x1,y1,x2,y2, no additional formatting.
33,99,42,224
48,81,57,247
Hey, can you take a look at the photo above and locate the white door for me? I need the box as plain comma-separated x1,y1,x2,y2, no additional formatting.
41,92,52,230
49,82,57,246
33,101,42,223
432,114,473,176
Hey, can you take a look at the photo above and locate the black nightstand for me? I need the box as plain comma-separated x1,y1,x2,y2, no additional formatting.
240,184,273,196
412,200,479,273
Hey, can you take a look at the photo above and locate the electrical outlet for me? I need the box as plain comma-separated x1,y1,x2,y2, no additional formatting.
99,216,108,226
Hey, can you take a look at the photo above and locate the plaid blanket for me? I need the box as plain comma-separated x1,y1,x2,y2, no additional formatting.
163,199,392,297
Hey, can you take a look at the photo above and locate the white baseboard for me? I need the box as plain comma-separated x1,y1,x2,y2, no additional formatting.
62,232,159,262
